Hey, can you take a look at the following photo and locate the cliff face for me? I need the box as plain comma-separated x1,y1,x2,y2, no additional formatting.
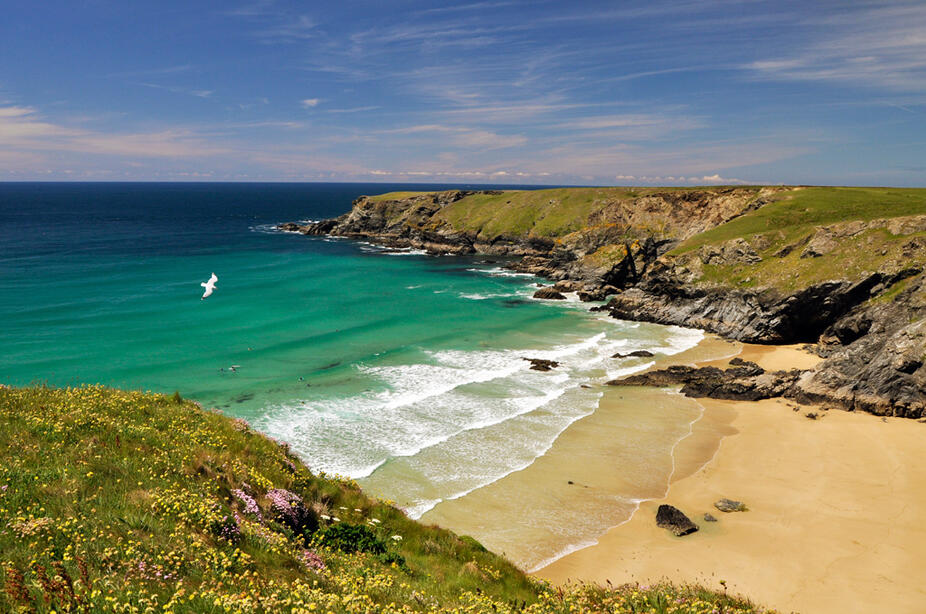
284,186,782,279
283,186,926,419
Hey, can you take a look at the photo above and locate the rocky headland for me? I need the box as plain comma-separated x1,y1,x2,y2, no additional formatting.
282,186,926,419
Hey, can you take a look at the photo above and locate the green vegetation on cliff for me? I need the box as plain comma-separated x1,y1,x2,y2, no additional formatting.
674,187,926,253
0,385,772,613
669,187,926,292
435,188,633,238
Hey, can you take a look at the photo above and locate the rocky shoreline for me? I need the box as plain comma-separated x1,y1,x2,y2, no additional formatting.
281,188,926,419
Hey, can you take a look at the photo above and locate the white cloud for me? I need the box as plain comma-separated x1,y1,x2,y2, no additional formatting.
0,106,229,158
612,173,748,185
300,98,320,108
0,106,38,118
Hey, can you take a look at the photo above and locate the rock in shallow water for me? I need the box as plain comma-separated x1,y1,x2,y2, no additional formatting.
533,287,566,300
612,350,655,358
522,358,559,372
655,504,699,536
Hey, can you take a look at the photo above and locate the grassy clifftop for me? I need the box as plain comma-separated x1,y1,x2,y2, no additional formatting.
674,187,926,253
0,385,771,613
667,187,926,293
350,187,772,251
433,188,637,238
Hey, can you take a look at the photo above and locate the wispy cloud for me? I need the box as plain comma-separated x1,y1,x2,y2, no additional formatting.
377,124,526,150
255,15,317,43
106,64,195,78
414,2,518,16
300,98,320,108
138,82,213,98
748,3,926,91
326,105,379,114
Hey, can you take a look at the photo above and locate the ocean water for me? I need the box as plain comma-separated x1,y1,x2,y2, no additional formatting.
0,182,703,556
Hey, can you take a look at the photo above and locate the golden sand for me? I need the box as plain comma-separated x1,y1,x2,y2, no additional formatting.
537,345,926,614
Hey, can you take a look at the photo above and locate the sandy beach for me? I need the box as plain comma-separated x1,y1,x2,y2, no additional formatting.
537,344,926,613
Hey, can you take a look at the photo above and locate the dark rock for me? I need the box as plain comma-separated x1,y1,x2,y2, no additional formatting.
805,412,818,420
655,504,698,536
609,360,803,403
533,287,566,300
577,285,620,302
713,498,747,513
553,280,583,293
612,350,655,358
704,513,718,522
523,358,559,372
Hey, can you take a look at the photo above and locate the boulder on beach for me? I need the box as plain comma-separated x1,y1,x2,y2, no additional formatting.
655,504,699,536
714,498,747,513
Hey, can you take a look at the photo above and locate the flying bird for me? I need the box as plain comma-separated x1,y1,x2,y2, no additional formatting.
201,272,218,299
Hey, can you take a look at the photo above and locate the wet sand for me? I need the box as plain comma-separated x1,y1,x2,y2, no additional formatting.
538,345,926,614
421,334,741,570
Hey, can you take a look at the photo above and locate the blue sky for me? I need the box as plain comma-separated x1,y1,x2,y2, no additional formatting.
1,0,924,185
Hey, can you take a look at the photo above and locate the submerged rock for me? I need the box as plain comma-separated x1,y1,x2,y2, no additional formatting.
655,504,699,536
523,358,560,372
612,350,655,358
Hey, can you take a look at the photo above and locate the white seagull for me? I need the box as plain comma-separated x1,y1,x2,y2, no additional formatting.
201,272,218,299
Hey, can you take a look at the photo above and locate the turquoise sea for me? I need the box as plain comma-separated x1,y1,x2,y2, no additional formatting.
0,182,703,539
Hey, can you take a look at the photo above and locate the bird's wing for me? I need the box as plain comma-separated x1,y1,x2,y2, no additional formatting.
201,282,208,287
209,273,218,283
202,286,214,298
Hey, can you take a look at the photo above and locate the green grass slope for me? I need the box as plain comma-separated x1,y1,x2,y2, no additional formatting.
675,187,926,253
434,188,633,238
668,187,926,292
0,385,773,613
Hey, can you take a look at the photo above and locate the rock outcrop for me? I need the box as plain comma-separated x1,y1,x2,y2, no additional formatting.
533,287,566,300
283,187,780,287
609,358,807,402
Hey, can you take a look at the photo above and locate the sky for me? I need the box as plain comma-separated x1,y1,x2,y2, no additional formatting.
1,0,925,186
